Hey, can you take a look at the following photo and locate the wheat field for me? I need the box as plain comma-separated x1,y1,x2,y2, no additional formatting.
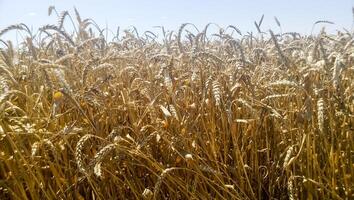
0,7,353,200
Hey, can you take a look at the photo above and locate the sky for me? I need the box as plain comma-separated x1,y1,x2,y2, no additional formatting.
0,0,353,42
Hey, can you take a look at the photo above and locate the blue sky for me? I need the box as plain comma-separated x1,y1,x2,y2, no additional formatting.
0,0,353,41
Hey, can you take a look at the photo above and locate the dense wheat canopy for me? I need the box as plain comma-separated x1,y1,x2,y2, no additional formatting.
0,7,353,200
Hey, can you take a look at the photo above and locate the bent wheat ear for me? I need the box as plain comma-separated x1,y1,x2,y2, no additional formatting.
177,23,189,54
160,105,172,118
48,6,56,16
212,80,221,106
226,25,242,36
332,56,344,90
0,65,18,86
168,104,179,120
58,11,69,30
74,7,82,24
269,29,288,66
31,139,56,157
142,188,153,200
287,176,295,200
283,146,293,169
75,134,97,175
154,167,179,199
93,143,118,178
317,98,325,134
314,20,334,25
40,24,75,46
0,23,32,37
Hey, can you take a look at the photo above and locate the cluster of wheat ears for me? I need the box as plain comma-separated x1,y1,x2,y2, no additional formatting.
0,7,353,200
